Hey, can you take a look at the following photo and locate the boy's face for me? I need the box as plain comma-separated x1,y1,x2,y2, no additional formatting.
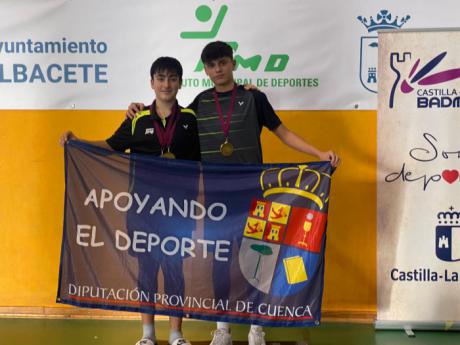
204,56,235,87
151,70,181,103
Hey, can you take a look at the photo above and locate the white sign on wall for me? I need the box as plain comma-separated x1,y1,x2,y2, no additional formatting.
0,1,459,110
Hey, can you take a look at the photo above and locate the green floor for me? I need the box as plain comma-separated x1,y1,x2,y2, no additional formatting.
1,319,459,345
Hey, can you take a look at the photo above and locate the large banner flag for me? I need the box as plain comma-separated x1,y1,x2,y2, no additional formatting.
377,29,460,330
57,141,333,327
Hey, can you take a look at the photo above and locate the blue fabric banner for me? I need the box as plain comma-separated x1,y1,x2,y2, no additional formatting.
57,141,333,327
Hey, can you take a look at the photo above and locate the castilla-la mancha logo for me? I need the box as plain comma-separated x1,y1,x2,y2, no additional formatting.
436,207,460,262
388,51,460,108
238,164,331,297
357,10,411,93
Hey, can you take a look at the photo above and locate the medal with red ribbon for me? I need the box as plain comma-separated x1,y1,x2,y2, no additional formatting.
151,101,179,159
213,85,237,157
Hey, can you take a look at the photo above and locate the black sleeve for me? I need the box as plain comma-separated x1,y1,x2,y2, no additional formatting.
187,94,200,113
252,90,282,131
188,88,212,113
190,116,201,161
105,119,132,152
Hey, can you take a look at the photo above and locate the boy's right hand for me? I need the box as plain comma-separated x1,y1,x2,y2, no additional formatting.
59,131,77,147
126,103,145,119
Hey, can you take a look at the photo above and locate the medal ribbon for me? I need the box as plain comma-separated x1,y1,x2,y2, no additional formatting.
213,85,237,140
151,101,179,153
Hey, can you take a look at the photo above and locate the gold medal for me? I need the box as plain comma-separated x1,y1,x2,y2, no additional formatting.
161,149,176,159
152,102,179,160
220,140,234,157
213,86,237,158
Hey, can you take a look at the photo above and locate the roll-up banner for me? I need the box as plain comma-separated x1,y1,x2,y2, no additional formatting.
377,28,460,331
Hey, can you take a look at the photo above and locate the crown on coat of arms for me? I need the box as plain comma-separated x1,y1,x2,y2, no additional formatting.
357,10,410,32
259,164,330,210
438,207,460,225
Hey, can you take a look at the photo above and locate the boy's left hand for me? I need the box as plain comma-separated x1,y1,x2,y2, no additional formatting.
319,150,340,167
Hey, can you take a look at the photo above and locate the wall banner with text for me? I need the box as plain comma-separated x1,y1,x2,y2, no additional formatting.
1,1,460,110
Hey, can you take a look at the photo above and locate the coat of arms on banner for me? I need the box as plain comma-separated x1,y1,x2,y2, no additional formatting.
436,208,460,262
357,10,411,93
238,165,329,296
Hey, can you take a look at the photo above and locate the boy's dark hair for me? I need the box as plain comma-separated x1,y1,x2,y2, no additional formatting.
150,57,183,80
201,41,233,64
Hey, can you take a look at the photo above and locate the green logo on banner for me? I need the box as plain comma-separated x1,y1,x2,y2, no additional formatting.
180,5,228,39
180,4,289,73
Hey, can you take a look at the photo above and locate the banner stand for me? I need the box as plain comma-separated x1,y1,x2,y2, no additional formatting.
375,320,460,332
377,28,460,333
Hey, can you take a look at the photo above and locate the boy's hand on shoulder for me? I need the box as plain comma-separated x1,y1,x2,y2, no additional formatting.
243,83,259,91
126,102,145,119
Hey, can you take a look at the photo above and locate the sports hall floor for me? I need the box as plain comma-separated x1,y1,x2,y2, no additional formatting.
1,319,459,345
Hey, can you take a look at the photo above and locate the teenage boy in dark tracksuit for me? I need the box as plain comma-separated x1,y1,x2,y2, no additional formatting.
127,41,339,345
61,57,199,345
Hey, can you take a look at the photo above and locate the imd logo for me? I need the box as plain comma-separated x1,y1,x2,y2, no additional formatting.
180,4,289,73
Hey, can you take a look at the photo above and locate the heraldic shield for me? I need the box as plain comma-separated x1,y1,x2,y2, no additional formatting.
436,210,460,262
239,164,331,297
359,36,378,94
